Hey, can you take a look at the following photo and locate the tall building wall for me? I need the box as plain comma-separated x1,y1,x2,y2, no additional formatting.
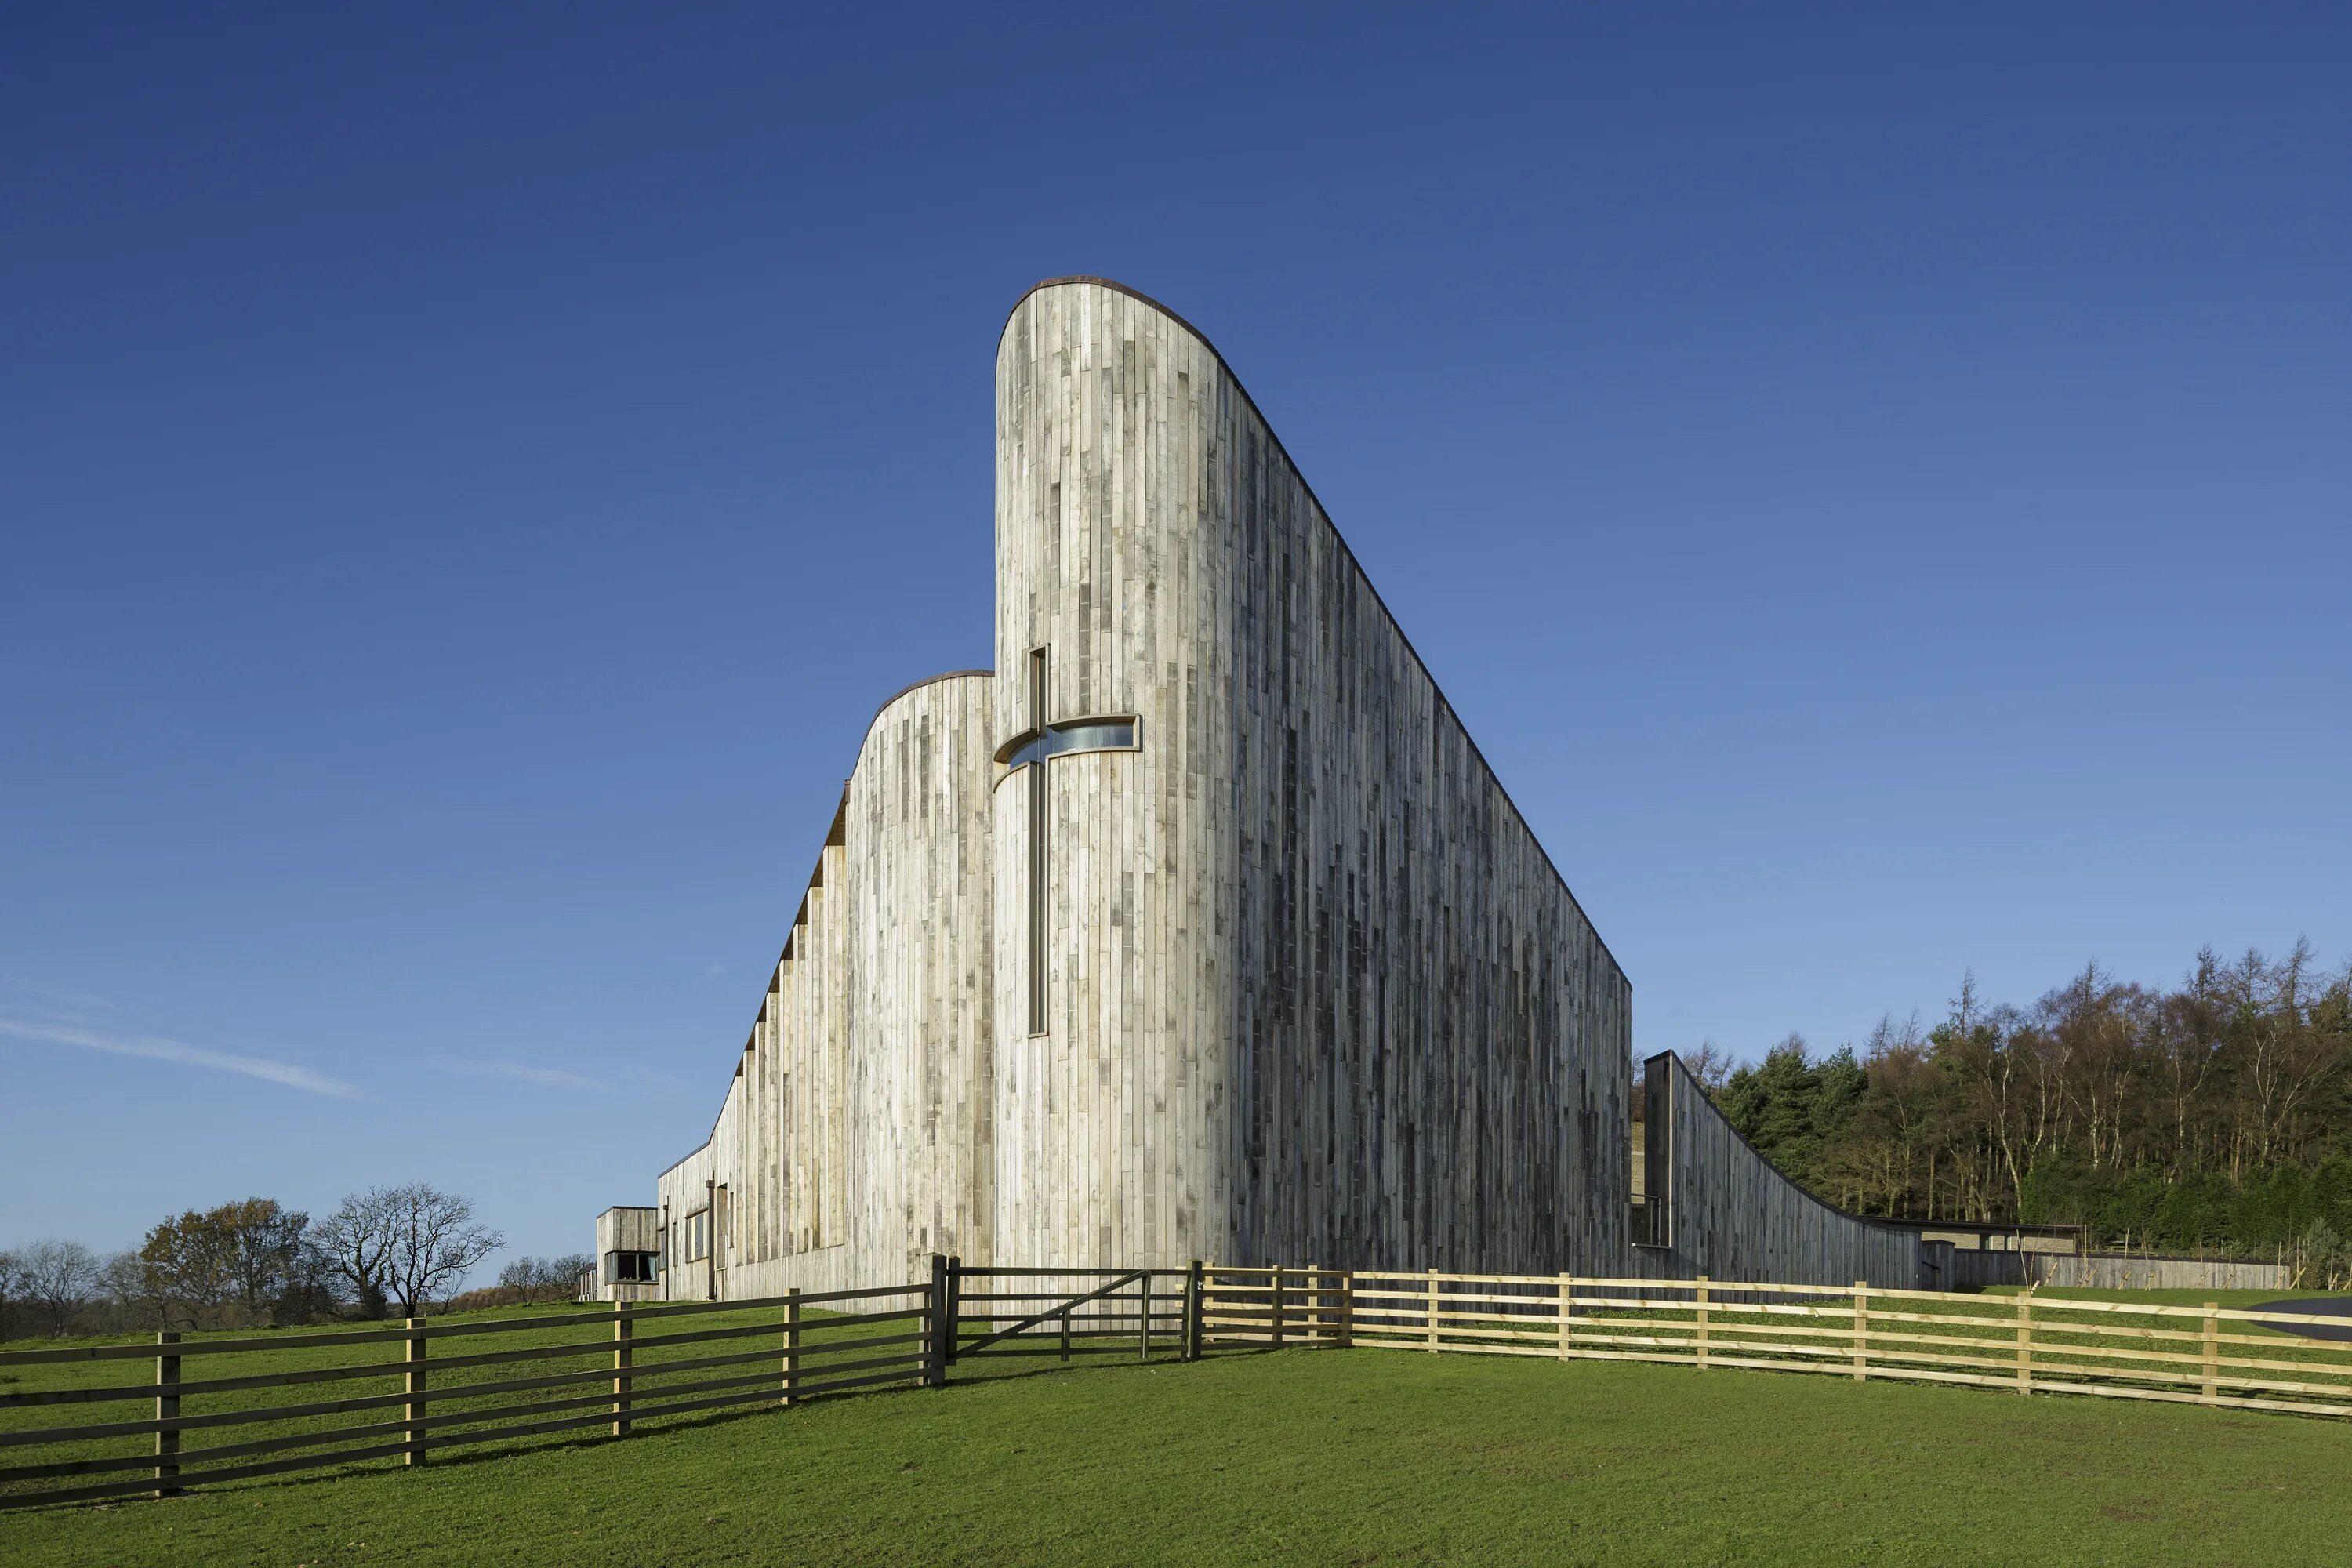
655,673,996,1295
627,275,1919,1297
992,281,1236,1268
1217,396,1632,1274
993,278,1632,1273
847,673,998,1280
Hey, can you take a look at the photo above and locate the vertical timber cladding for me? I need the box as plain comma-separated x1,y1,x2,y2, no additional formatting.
847,673,999,1282
652,675,997,1298
1646,1053,1919,1287
994,283,1238,1269
639,275,1915,1296
996,278,1632,1275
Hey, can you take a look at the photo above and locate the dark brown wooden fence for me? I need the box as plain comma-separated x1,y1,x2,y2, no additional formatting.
943,1261,1196,1366
2,1260,1210,1512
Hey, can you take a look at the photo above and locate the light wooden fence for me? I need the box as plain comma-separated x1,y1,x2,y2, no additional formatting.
0,1282,938,1510
1201,1266,2352,1419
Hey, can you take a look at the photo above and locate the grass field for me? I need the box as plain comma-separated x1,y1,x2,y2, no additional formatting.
9,1314,2352,1566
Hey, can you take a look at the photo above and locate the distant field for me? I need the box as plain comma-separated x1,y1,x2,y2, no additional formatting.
9,1310,2352,1567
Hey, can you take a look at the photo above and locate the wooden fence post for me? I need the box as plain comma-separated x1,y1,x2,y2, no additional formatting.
612,1301,633,1437
2201,1301,2220,1406
1426,1267,1440,1352
154,1330,180,1498
1185,1260,1203,1361
782,1287,801,1406
1558,1275,1573,1363
926,1254,949,1388
1696,1276,1710,1371
946,1255,962,1367
1058,1305,1071,1363
1339,1271,1356,1349
1270,1267,1286,1349
405,1317,428,1465
1853,1283,1867,1382
1138,1272,1151,1360
2015,1294,2032,1396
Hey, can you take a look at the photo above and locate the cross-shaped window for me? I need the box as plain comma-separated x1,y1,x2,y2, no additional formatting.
996,647,1139,1035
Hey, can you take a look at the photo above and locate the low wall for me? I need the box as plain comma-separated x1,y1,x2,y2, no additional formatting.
1639,1053,1922,1290
2027,1254,2289,1292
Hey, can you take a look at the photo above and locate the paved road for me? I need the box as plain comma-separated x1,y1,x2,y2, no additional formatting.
2253,1298,2352,1341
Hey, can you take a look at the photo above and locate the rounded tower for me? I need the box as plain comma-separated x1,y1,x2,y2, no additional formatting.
989,278,1238,1267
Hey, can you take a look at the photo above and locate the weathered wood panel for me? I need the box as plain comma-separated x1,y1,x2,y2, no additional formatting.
1640,1052,1919,1288
995,278,1629,1275
594,1207,659,1255
633,276,1931,1296
847,673,998,1282
993,281,1234,1272
653,676,994,1298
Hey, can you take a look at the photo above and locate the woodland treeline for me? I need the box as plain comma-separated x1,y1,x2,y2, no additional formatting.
1697,942,2352,1260
0,1184,579,1338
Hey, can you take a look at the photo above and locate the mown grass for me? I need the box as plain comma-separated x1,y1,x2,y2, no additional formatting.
6,1337,2352,1566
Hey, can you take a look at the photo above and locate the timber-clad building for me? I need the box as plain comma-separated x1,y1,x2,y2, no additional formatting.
589,278,1922,1301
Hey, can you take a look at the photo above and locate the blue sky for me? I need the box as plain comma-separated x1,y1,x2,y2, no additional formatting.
4,5,2345,1270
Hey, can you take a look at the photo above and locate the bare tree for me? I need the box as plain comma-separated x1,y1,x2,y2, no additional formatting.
100,1250,171,1330
491,1253,595,1301
377,1184,503,1317
316,1188,400,1317
18,1239,100,1336
0,1249,20,1339
1679,1040,1734,1097
496,1256,545,1292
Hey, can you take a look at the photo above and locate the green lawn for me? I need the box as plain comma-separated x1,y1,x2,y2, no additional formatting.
8,1335,2352,1566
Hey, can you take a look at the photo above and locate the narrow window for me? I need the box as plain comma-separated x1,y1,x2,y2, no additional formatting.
1633,1052,1672,1247
1028,646,1048,1035
1004,646,1138,1040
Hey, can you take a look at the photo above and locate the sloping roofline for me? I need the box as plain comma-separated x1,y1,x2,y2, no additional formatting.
1003,277,1626,983
682,667,996,1162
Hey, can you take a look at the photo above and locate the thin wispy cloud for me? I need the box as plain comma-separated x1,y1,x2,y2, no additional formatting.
29,985,115,1011
434,1059,610,1092
0,1018,359,1098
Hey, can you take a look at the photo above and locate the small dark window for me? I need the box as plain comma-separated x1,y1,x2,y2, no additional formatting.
1632,1053,1672,1248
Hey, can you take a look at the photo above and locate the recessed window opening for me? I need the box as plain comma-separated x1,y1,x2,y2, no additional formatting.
607,1250,659,1283
1027,648,1048,1035
1004,718,1138,768
1632,1052,1671,1248
1005,647,1143,1038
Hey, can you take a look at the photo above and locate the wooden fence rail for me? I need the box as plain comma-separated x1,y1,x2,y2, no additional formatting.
19,1261,2339,1510
0,1259,1210,1512
1200,1266,2352,1419
0,1283,937,1510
